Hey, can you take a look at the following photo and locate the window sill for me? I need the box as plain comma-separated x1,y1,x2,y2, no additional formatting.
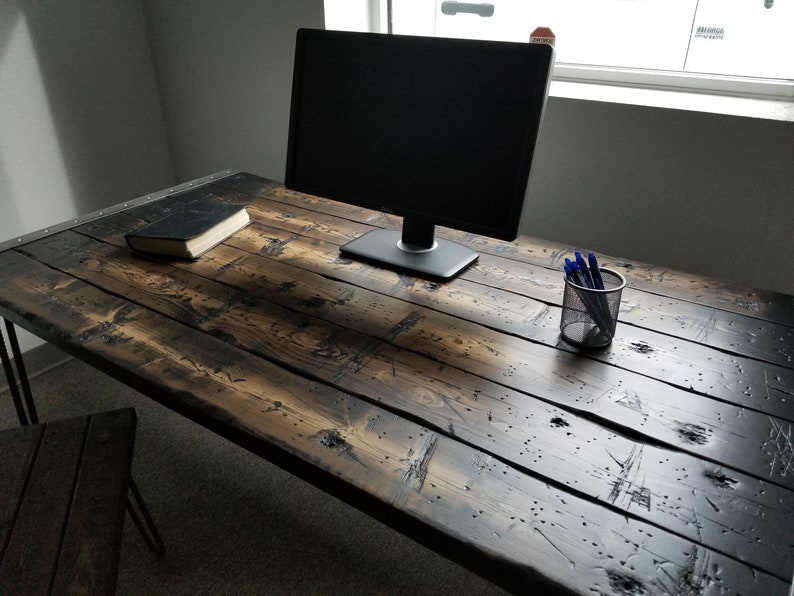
549,80,794,122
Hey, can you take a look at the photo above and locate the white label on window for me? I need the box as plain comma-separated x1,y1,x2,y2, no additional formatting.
694,26,725,40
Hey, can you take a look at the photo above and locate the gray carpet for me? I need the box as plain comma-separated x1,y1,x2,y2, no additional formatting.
1,351,508,595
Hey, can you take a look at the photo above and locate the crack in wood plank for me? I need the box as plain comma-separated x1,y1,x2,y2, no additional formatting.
765,417,793,479
402,433,438,491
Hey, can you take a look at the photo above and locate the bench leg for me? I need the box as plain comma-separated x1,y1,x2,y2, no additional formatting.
1,319,39,426
126,477,166,556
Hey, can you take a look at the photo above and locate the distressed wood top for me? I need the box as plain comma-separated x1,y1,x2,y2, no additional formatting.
0,172,792,594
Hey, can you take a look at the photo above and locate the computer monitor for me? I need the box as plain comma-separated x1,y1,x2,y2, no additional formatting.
285,28,553,280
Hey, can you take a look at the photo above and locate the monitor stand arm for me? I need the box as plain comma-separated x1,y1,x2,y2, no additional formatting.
340,214,478,280
399,216,437,252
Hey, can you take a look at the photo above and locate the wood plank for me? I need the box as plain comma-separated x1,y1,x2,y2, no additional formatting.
9,237,794,578
72,199,794,415
22,232,794,490
452,232,794,325
79,175,794,365
51,409,135,595
0,251,787,592
16,219,794,463
20,226,786,476
16,231,237,327
0,425,44,558
215,173,794,326
0,416,88,594
218,223,794,419
460,249,794,368
208,221,794,426
191,189,794,369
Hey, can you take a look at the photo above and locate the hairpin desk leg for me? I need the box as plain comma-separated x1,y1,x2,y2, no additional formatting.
126,477,166,556
1,319,39,426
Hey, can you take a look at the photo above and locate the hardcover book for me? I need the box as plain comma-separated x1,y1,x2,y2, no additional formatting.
125,200,250,259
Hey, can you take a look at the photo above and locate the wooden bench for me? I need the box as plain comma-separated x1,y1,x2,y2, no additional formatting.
0,408,150,594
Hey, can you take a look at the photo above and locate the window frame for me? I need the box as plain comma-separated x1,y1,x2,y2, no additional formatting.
552,63,794,101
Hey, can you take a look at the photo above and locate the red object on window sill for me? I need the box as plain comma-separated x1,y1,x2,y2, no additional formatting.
530,26,555,46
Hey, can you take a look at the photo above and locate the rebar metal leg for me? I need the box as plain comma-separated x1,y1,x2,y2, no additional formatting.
126,477,166,556
1,319,38,425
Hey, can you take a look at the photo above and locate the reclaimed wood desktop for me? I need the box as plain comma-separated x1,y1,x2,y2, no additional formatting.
1,171,792,594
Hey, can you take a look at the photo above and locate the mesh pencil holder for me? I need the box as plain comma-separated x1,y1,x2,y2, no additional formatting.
560,268,626,348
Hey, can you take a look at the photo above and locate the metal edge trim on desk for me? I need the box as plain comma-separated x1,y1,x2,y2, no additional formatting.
0,169,239,253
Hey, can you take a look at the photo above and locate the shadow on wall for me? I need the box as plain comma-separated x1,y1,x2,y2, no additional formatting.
0,156,21,244
0,5,22,239
2,1,173,224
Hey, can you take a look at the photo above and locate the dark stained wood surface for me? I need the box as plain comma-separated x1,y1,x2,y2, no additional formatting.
0,172,792,594
0,409,135,595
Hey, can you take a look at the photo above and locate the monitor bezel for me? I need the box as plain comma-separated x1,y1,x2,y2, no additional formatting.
285,28,553,278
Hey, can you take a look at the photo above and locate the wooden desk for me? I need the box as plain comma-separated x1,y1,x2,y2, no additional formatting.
0,171,792,594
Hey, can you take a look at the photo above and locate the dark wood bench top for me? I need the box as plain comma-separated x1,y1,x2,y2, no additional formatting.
0,408,136,595
0,171,792,594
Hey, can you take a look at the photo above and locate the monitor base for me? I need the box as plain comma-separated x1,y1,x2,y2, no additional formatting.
341,229,478,280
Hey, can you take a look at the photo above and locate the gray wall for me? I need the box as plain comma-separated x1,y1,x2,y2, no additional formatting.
142,0,325,182
522,98,794,292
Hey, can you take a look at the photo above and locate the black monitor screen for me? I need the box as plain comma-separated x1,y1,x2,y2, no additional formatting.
286,28,553,279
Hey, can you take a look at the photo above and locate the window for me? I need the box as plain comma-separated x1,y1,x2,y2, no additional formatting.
324,0,794,100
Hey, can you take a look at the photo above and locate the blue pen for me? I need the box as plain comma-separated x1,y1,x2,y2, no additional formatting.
569,261,588,288
588,252,604,290
587,251,612,325
563,262,574,283
564,259,578,284
565,259,590,289
563,263,580,286
575,251,595,289
564,261,611,335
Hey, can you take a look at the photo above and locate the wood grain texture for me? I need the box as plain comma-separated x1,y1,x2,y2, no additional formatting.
51,409,136,595
14,229,794,579
215,173,794,326
0,410,134,595
1,172,792,594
